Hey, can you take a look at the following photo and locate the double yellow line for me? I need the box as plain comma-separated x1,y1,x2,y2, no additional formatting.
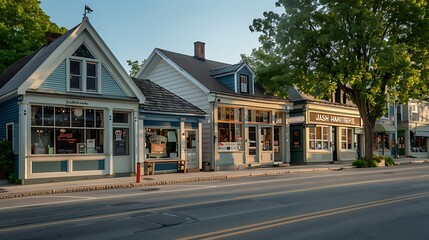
178,191,429,240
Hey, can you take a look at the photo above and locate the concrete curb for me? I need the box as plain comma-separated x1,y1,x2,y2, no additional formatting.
0,167,342,200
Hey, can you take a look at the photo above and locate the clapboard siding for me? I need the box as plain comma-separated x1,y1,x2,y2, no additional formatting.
101,64,127,97
40,60,66,91
0,97,20,154
147,59,210,112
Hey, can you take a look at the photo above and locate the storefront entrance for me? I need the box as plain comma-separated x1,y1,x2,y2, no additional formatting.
274,127,282,162
186,130,198,169
112,112,131,174
332,127,338,161
248,125,258,163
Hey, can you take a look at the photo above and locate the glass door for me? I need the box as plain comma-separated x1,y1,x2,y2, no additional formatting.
274,127,282,162
248,126,258,163
186,130,198,169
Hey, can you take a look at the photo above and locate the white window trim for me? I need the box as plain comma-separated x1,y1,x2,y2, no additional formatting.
340,127,354,151
6,122,14,150
67,57,101,94
240,75,249,93
308,126,330,151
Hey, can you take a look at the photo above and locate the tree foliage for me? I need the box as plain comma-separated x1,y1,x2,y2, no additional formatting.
127,59,147,77
249,0,429,159
0,0,67,74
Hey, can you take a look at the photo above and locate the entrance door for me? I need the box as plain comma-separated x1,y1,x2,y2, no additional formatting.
248,126,258,163
186,130,198,169
113,127,131,173
332,127,338,161
274,127,282,162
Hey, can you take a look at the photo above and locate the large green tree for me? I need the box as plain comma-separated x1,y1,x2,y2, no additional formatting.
0,0,66,74
249,0,429,160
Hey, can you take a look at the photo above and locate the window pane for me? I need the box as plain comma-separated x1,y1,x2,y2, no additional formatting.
70,61,81,75
56,128,84,154
87,77,97,91
113,112,129,123
86,129,104,153
96,110,104,128
43,106,54,126
31,128,54,154
86,62,97,91
113,128,129,155
31,105,43,126
71,108,84,127
145,129,178,158
87,62,96,76
86,109,95,127
55,107,70,127
262,127,272,151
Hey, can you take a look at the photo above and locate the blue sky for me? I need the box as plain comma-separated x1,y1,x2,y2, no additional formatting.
40,0,279,72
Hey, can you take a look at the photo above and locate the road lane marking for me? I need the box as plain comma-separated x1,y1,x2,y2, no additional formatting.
1,171,429,212
1,174,429,234
178,191,429,240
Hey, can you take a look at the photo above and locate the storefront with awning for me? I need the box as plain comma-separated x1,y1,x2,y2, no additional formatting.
373,121,397,156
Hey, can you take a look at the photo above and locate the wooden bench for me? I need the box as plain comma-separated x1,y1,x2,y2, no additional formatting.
144,159,187,175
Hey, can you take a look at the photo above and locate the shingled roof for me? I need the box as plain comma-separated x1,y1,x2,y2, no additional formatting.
132,78,206,116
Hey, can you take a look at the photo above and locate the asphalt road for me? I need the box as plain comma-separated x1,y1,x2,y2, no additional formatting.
0,164,429,240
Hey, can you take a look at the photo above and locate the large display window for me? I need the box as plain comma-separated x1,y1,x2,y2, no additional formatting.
218,107,243,151
31,105,104,155
341,128,353,150
145,128,179,158
309,126,329,150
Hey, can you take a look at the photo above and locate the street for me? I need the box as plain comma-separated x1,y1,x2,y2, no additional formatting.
1,164,429,240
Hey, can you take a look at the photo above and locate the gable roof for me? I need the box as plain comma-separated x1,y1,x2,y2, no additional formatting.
0,18,145,104
288,86,357,107
153,49,290,102
132,78,206,116
0,25,77,98
209,63,244,76
157,48,234,94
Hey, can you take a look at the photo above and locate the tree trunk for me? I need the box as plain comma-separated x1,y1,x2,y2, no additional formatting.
363,122,374,161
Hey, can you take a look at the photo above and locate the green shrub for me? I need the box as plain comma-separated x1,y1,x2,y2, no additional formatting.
352,159,369,168
385,157,396,166
0,140,15,179
372,155,385,163
7,173,21,184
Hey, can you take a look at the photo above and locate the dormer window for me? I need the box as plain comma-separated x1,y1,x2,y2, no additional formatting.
240,75,248,93
68,44,99,93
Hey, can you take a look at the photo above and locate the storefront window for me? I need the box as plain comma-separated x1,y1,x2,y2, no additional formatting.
145,129,179,158
31,105,104,155
247,110,271,123
274,112,283,125
341,128,354,150
218,107,243,151
373,134,390,151
218,123,242,151
410,131,427,152
261,127,272,151
309,126,329,150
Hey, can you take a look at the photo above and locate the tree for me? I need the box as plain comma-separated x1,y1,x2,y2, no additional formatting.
249,0,429,161
0,0,67,74
127,59,147,77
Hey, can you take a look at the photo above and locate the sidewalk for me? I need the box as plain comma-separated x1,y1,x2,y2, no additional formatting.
0,157,427,200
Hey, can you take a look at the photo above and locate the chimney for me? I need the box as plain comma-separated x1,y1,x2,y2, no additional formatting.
45,32,63,45
194,41,205,61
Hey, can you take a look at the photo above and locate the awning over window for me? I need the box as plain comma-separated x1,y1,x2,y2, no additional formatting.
415,131,429,137
374,123,397,133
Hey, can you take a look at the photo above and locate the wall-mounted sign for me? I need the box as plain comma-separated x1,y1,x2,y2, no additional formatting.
309,112,361,127
66,99,89,106
289,116,305,124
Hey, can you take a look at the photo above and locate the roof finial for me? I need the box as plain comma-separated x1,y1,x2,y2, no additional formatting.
83,5,93,19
